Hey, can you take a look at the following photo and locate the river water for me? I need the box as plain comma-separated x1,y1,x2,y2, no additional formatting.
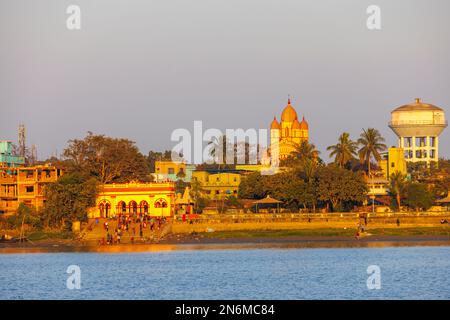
1,246,449,299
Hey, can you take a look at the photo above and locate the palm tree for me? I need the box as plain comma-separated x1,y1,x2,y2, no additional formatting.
357,128,387,177
207,135,226,167
327,132,358,168
389,171,407,212
291,141,320,161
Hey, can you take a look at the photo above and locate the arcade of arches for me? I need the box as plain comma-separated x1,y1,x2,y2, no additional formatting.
88,182,174,218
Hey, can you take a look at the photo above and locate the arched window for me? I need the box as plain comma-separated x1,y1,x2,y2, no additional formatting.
129,201,138,214
99,203,105,218
140,200,149,214
99,201,111,218
154,198,168,208
117,201,126,214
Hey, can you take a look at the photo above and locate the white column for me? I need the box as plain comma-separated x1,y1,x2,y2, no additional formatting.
436,136,439,161
411,136,416,162
426,135,431,164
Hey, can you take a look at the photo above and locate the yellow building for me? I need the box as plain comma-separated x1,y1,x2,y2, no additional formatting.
270,98,309,161
0,164,62,215
88,182,175,218
191,171,240,200
153,160,195,182
379,147,407,179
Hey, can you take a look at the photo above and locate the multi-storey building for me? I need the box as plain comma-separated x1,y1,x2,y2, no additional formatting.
191,171,241,200
0,164,62,215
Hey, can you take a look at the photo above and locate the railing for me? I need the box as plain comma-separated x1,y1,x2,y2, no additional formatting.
389,120,447,126
173,211,450,223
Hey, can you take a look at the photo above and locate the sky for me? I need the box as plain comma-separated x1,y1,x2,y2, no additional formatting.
1,0,449,161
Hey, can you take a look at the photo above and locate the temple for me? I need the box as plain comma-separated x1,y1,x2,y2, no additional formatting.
270,98,309,162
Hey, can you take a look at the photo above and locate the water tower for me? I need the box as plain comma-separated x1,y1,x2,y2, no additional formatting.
389,98,447,164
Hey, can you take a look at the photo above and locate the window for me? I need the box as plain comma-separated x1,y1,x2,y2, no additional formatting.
430,137,436,147
416,150,422,158
391,162,395,168
168,168,175,174
403,137,412,148
416,137,426,147
154,199,168,208
25,186,34,193
430,149,436,158
215,190,220,195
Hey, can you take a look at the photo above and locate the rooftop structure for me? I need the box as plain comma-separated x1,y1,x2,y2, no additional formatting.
389,98,447,164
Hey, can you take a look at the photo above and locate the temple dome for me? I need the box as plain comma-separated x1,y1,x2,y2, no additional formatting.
270,117,280,129
300,116,308,129
281,98,298,122
292,117,301,129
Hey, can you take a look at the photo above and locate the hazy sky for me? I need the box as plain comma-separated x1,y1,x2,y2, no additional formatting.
1,0,449,161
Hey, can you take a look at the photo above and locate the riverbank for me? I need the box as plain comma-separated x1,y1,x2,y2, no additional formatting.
1,226,450,253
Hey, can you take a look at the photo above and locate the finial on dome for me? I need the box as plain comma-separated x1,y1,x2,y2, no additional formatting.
288,95,291,105
415,98,421,104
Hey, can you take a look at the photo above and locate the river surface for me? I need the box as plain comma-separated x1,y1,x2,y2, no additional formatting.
1,246,449,299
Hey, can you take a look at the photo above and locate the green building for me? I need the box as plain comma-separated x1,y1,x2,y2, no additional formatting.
0,141,25,167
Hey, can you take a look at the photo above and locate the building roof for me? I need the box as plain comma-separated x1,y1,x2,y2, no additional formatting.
270,116,280,129
392,98,444,113
253,195,282,204
281,98,298,122
291,117,301,129
300,116,309,129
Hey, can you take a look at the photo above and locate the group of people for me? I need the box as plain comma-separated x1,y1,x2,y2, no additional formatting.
97,213,168,245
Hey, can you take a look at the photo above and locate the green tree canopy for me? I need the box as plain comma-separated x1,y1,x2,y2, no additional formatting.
63,132,150,183
316,165,368,211
42,173,98,229
327,132,358,168
389,171,408,211
358,128,387,177
404,182,434,211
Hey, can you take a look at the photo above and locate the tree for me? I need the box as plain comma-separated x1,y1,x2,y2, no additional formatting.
404,182,434,211
327,132,358,168
190,180,208,213
290,141,320,161
42,173,98,229
357,128,387,177
147,150,173,172
175,179,188,195
63,132,150,183
238,172,267,199
389,171,408,212
316,165,368,212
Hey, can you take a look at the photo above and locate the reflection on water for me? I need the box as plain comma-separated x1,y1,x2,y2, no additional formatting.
1,239,450,254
